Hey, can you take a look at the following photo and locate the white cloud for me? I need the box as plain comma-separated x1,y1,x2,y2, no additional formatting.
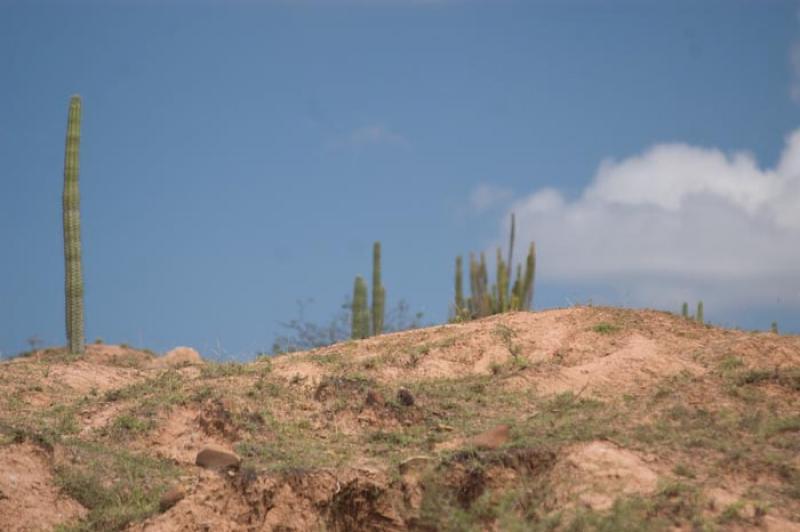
502,131,800,310
469,183,513,213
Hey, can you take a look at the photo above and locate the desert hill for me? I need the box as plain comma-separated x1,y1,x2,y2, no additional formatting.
0,306,798,531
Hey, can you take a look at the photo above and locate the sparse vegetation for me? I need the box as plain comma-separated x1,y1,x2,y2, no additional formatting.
55,442,178,531
453,213,536,321
1,307,799,530
592,322,620,335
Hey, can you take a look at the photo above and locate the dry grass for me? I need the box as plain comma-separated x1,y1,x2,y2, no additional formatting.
1,306,798,530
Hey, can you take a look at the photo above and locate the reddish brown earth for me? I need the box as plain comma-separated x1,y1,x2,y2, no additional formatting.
0,307,798,531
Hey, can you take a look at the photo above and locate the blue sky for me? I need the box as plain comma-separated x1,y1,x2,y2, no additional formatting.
2,0,799,359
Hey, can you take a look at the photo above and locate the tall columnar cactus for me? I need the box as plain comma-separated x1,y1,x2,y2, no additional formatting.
371,241,385,336
506,213,515,292
351,276,369,339
454,255,465,319
495,248,508,313
63,95,85,355
511,263,522,310
454,212,536,321
681,302,689,318
696,301,704,325
521,242,536,310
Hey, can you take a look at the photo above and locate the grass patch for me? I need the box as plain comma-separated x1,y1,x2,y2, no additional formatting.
55,442,178,531
200,361,249,379
592,322,620,335
236,415,354,472
104,370,186,404
103,414,155,440
732,367,800,391
718,355,744,372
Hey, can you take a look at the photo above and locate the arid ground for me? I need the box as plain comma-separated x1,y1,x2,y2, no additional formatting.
1,306,799,531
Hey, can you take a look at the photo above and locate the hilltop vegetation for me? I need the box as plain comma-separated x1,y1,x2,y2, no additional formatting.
0,306,798,531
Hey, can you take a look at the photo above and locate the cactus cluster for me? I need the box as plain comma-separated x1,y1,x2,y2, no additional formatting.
351,241,386,339
680,300,705,325
63,95,85,355
453,214,536,321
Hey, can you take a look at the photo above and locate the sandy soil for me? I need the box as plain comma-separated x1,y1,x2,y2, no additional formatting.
1,306,798,530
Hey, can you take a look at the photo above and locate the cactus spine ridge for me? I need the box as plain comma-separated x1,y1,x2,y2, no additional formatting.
63,95,85,355
455,255,465,319
371,241,385,336
352,276,369,340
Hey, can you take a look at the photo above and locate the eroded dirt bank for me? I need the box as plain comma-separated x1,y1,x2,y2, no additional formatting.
1,307,798,530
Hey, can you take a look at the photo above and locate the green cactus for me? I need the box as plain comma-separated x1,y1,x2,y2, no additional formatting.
696,301,704,325
352,276,369,340
63,95,85,355
681,302,689,318
511,263,522,310
496,248,508,313
454,255,465,319
770,321,779,334
506,213,516,288
371,242,385,336
521,242,536,310
454,212,535,320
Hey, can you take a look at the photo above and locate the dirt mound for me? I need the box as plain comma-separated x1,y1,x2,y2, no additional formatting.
551,441,660,510
0,443,86,531
150,346,204,369
2,307,800,530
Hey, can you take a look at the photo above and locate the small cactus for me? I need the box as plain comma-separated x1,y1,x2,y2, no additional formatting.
771,321,779,334
521,242,536,310
351,276,369,340
454,256,465,319
506,213,516,286
681,302,689,318
696,301,704,325
63,95,85,355
371,242,385,336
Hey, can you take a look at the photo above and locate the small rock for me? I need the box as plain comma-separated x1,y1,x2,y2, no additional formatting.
364,389,385,407
469,424,510,450
159,486,184,512
195,444,241,471
398,455,433,476
396,387,414,407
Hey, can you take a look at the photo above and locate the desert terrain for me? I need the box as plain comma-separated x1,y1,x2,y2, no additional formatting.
0,306,798,531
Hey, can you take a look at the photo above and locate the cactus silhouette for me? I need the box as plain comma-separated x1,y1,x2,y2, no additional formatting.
371,242,385,336
63,95,85,355
506,213,515,288
521,242,536,310
681,302,689,319
352,276,369,339
456,217,535,320
454,255,465,319
696,301,704,325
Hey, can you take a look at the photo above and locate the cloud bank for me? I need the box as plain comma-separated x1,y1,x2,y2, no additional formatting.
504,131,800,310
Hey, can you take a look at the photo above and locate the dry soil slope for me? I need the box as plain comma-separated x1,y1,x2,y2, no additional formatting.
0,306,798,531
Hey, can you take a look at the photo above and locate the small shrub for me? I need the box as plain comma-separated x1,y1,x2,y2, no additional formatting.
592,322,620,335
